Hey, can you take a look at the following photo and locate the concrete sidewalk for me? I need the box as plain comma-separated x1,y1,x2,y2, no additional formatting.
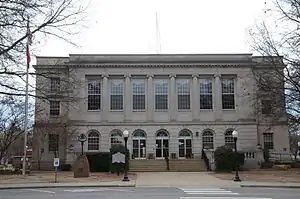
0,181,135,190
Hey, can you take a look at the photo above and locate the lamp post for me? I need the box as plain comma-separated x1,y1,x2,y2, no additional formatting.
232,130,241,182
77,134,87,155
122,130,130,181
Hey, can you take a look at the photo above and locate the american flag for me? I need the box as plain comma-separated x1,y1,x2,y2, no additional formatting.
26,20,32,66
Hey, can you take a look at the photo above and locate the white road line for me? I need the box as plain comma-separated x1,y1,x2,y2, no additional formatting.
180,197,272,199
186,192,240,195
26,189,56,194
64,189,106,193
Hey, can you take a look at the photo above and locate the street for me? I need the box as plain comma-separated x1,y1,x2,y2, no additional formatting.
1,187,300,199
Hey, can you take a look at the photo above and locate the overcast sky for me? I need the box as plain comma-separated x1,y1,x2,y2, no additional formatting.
34,0,270,58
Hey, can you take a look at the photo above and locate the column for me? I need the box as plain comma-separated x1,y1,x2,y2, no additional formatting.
147,74,154,121
214,74,222,121
124,74,131,121
102,74,109,121
169,74,176,121
192,74,199,120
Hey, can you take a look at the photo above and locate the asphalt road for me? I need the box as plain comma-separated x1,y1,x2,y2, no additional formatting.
1,186,300,199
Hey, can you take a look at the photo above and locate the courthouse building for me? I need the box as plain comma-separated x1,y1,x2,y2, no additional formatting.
32,54,290,170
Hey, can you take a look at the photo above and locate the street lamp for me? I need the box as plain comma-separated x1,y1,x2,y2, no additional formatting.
232,130,241,182
122,130,130,181
77,134,87,155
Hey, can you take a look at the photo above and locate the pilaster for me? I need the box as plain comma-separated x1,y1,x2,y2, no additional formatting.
214,74,222,121
192,74,199,120
147,74,154,121
169,74,176,121
102,74,109,121
124,74,131,121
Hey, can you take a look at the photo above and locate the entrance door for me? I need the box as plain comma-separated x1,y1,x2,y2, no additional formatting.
133,139,146,158
179,139,192,158
156,138,169,158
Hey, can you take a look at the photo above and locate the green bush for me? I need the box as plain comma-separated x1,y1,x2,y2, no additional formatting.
214,145,245,172
87,152,111,172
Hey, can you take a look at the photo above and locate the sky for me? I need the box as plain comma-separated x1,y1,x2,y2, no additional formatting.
34,0,271,59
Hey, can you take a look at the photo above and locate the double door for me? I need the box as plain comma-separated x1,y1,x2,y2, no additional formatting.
179,138,192,158
155,138,169,158
132,139,146,159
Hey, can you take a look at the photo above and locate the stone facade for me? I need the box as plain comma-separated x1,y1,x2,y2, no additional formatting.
32,54,290,169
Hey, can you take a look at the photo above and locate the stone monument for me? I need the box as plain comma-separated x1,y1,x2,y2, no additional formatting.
73,155,90,178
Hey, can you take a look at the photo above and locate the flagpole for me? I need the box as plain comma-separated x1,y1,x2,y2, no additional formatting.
22,19,30,176
155,11,161,54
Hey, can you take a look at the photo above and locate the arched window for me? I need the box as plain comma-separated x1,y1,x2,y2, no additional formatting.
179,129,192,137
111,129,123,145
202,130,214,149
132,129,146,138
225,130,234,148
156,129,169,137
88,130,100,151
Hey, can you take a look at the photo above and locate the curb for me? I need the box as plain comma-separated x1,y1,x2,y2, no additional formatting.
0,183,136,190
240,184,300,189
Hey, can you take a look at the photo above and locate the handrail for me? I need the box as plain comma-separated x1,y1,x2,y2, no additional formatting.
201,149,211,171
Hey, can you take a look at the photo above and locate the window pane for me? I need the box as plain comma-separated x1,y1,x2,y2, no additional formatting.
110,79,124,110
262,100,272,114
88,95,101,110
177,79,191,110
155,95,168,110
132,80,146,110
178,95,190,109
225,131,234,149
200,95,213,109
222,78,234,94
50,101,60,116
110,95,123,110
50,77,60,92
222,94,235,109
88,132,100,151
263,133,274,150
49,134,59,152
133,95,145,110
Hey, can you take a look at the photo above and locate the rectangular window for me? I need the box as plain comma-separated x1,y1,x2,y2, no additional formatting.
221,77,235,109
50,101,60,116
262,100,272,114
87,76,101,110
50,77,60,92
132,79,146,111
263,133,274,150
154,79,168,110
200,78,213,109
48,134,59,152
110,79,124,111
177,79,191,110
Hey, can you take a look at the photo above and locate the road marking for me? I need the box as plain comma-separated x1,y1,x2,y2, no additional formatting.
180,197,272,199
26,189,56,194
64,188,106,192
179,188,239,195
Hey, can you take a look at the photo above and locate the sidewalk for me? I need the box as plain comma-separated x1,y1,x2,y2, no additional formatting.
210,168,300,188
0,171,136,189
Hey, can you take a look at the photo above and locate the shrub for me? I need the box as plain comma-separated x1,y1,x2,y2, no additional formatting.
58,164,72,171
87,152,111,172
214,145,245,172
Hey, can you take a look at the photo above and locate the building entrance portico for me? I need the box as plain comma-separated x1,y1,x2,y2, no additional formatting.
155,130,169,159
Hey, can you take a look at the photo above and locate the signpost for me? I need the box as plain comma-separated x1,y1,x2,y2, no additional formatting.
53,158,60,183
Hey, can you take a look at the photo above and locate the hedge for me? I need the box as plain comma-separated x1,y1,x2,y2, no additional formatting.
214,145,245,172
86,144,130,173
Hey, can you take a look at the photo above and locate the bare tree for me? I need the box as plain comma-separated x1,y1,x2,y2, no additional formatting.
0,0,88,97
0,96,34,162
249,0,300,132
